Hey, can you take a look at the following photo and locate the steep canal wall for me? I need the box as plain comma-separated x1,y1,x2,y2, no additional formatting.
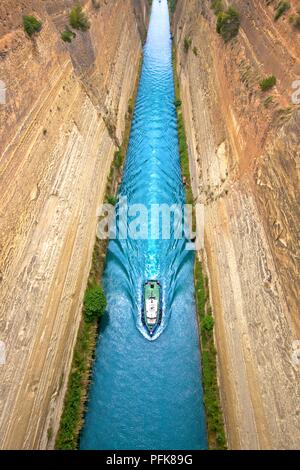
173,0,300,450
0,0,149,449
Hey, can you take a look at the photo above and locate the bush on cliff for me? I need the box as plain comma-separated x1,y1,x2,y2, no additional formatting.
184,37,192,53
216,6,240,42
168,0,177,14
61,28,76,43
70,5,90,31
84,285,106,322
23,15,42,37
211,0,224,15
274,1,290,21
260,75,277,91
291,13,300,29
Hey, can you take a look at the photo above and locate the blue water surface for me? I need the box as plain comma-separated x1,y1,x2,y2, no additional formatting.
80,0,207,450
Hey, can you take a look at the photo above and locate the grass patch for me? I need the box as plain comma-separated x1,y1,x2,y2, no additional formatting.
61,28,76,43
23,15,42,37
173,49,193,205
260,75,276,91
70,5,90,31
114,149,123,170
195,258,227,450
216,6,240,42
263,95,274,107
211,0,225,15
106,194,118,206
184,37,192,53
55,319,97,449
274,1,290,21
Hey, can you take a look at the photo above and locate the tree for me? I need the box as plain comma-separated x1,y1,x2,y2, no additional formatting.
84,285,106,322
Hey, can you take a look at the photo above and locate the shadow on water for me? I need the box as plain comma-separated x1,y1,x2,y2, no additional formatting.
80,0,208,450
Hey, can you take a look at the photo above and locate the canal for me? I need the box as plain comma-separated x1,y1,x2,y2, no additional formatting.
80,0,207,450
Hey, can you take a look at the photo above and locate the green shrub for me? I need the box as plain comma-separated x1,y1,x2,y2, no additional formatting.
274,1,290,21
106,195,118,206
174,99,182,108
292,13,300,29
168,0,177,13
70,5,90,31
211,0,224,15
61,29,75,43
202,315,215,332
23,15,42,37
184,37,192,53
260,75,276,91
216,7,240,42
114,149,123,169
84,285,106,322
195,259,227,449
128,98,134,115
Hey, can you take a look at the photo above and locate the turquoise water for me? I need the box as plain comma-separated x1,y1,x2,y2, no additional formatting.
80,0,207,450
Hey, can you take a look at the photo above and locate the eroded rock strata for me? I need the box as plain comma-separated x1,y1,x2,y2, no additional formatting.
173,0,300,449
0,0,149,449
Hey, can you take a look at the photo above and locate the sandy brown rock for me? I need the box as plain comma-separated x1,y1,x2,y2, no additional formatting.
0,0,149,450
173,0,300,449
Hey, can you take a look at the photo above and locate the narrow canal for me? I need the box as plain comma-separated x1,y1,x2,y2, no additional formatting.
80,0,207,450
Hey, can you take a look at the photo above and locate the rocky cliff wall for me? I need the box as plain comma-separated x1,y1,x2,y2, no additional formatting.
173,0,300,449
0,0,149,449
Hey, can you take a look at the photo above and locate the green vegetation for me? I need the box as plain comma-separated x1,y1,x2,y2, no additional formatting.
55,62,142,451
260,75,276,91
274,1,290,21
216,6,240,42
70,5,90,31
172,47,193,206
114,149,123,170
128,98,134,115
174,99,182,108
290,12,300,29
168,0,178,14
202,314,214,332
193,46,198,56
173,43,226,449
184,37,192,53
210,0,224,15
61,28,75,43
195,258,227,449
263,95,274,107
55,318,97,449
106,195,118,206
23,15,42,37
84,285,106,323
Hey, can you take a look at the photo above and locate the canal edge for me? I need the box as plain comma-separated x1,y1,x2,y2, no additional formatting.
172,42,227,450
54,54,144,451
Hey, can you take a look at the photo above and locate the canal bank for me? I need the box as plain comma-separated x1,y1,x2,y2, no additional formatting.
55,59,143,450
172,45,226,449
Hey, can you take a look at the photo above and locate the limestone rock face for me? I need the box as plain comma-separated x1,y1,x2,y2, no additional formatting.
0,0,149,449
173,0,300,450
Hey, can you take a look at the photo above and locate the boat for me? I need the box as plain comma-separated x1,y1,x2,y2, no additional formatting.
142,280,162,336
